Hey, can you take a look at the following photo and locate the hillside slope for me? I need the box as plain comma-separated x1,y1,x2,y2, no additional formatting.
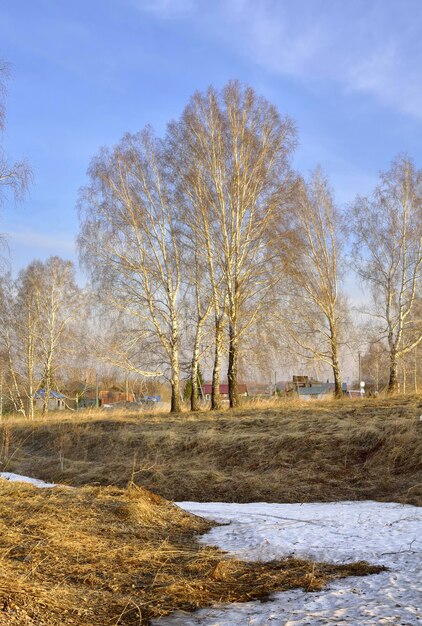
1,396,421,505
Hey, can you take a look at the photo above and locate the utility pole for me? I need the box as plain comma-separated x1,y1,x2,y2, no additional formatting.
358,351,361,386
95,371,99,409
0,372,3,418
415,346,418,394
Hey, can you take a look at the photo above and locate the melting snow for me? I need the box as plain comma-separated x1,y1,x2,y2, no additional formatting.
0,472,56,488
1,473,420,624
154,500,422,625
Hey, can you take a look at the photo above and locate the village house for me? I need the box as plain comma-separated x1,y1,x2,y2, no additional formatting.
34,389,66,411
80,389,136,407
296,382,348,400
286,375,349,400
201,383,248,400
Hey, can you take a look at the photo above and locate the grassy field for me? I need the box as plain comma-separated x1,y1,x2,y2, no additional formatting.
1,395,421,505
0,395,419,624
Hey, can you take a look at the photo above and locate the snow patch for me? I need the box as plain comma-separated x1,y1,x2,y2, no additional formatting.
153,500,422,625
0,472,56,488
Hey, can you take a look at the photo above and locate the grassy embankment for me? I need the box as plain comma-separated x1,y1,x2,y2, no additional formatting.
1,394,421,505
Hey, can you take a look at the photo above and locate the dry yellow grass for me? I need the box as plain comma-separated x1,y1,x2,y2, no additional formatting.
1,394,421,506
1,397,414,624
0,481,384,625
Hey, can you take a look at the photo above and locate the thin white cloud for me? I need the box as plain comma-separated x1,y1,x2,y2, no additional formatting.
219,0,422,119
134,0,422,121
6,230,75,253
130,0,196,19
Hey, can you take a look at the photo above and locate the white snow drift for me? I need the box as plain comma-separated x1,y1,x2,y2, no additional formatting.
0,472,56,488
153,500,422,626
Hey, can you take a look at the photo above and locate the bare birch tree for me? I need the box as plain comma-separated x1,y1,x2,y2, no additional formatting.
31,257,81,413
168,81,296,408
352,155,422,393
180,229,213,411
170,163,218,410
278,170,346,396
0,62,31,207
172,158,227,410
0,258,82,415
0,273,39,416
78,129,183,412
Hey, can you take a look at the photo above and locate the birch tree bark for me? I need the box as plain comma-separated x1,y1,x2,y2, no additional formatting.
186,246,213,411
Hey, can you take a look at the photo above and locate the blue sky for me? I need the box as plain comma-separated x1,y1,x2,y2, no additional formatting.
2,0,422,276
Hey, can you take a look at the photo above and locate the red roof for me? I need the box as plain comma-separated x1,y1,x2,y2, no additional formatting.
202,383,248,395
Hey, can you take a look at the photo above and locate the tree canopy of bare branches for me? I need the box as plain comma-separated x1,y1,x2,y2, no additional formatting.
0,258,82,416
0,62,31,207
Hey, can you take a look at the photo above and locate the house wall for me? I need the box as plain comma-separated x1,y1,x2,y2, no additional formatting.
34,398,65,411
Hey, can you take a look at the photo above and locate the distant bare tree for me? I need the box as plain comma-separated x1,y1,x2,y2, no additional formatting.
168,81,296,407
78,129,183,412
360,340,389,393
0,273,40,416
278,170,347,396
32,257,82,413
0,62,31,207
0,258,82,415
352,155,422,393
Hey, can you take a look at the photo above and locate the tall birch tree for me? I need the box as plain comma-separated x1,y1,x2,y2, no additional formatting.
0,273,40,417
278,170,346,396
352,155,422,393
78,129,183,412
33,257,81,413
170,151,223,410
180,227,213,411
168,81,296,408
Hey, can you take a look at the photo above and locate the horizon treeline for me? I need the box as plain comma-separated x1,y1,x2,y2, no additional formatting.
1,79,422,415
